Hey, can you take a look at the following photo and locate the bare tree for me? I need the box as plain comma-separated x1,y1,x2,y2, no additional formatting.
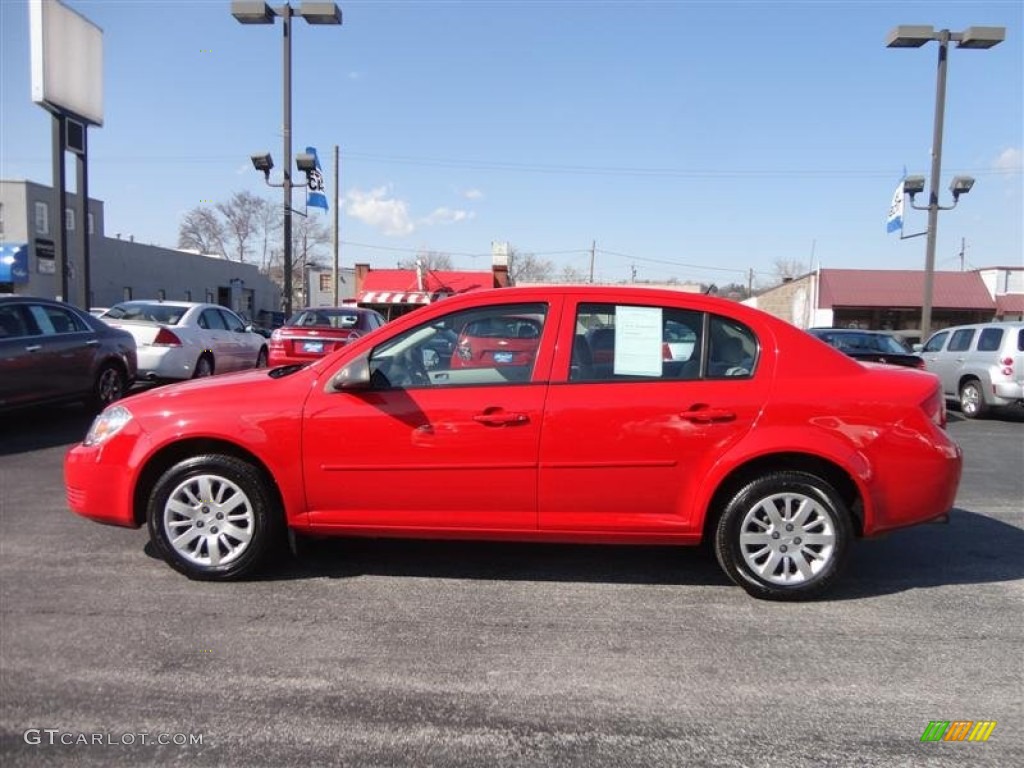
773,259,807,282
558,264,589,284
397,251,454,271
177,208,227,257
508,248,554,284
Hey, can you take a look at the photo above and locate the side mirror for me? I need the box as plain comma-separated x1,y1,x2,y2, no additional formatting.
328,354,372,392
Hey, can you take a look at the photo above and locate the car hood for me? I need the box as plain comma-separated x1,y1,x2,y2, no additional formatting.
125,366,313,411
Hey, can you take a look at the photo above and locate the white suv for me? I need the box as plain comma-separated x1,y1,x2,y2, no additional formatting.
920,321,1024,418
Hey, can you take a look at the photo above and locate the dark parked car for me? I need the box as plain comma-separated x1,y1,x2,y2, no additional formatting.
807,328,925,369
0,296,137,411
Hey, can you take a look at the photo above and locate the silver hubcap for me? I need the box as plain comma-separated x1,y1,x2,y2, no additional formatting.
97,368,122,403
739,492,836,585
961,385,979,415
163,474,254,567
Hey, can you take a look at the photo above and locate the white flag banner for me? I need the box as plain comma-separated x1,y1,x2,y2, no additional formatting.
886,179,904,234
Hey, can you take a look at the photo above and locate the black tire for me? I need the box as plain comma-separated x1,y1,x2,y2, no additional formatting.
714,471,852,601
91,362,127,410
256,347,268,368
193,354,214,378
146,454,281,580
958,379,988,419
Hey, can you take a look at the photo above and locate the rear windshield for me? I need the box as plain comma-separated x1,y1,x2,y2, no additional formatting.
104,303,186,325
287,310,361,329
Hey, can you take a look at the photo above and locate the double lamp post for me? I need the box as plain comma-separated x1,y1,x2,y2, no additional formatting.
886,25,1005,340
232,1,342,316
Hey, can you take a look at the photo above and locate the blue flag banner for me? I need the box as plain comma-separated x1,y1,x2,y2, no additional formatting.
886,177,904,234
305,146,328,211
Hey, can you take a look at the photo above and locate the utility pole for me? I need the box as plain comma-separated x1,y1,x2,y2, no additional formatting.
747,268,754,297
958,237,965,271
589,240,596,283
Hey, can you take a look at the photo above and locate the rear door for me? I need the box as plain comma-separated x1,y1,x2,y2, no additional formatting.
23,303,95,400
197,308,233,371
0,303,46,407
538,298,767,534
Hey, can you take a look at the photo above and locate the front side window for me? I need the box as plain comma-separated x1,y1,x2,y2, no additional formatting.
219,309,246,332
922,331,948,353
369,302,548,389
948,329,975,352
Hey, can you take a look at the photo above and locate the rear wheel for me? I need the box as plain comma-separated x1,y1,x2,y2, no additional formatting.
714,471,852,600
256,347,268,368
192,354,214,378
147,454,281,580
959,379,988,419
91,362,127,410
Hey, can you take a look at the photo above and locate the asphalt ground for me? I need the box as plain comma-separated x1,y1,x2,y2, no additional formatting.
0,402,1021,767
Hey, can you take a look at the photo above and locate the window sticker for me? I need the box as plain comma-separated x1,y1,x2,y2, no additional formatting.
613,305,662,376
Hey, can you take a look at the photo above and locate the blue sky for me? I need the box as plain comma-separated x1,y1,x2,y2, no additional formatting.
2,0,1021,287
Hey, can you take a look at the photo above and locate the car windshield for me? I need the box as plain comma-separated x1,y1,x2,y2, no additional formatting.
103,303,186,325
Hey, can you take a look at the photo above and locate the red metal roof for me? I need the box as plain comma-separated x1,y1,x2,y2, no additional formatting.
817,269,994,310
359,269,493,296
996,294,1024,314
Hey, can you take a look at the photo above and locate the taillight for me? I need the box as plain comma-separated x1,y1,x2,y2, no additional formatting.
913,357,926,370
270,329,282,341
456,341,472,361
662,342,672,361
921,387,947,429
1001,356,1013,376
152,328,182,347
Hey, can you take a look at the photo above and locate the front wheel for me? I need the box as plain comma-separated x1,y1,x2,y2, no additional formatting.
959,380,988,419
714,471,852,601
147,454,281,580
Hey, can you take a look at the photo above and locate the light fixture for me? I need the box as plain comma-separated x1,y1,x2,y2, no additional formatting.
902,175,926,197
295,153,317,172
885,25,935,48
250,152,274,180
949,175,975,199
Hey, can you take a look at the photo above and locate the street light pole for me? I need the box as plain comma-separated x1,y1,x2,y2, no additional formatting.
887,25,1005,340
920,29,950,341
233,1,342,316
281,4,294,316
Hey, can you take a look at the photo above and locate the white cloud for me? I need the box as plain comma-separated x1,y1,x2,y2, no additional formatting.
344,187,415,236
993,147,1022,174
422,207,475,226
461,188,484,200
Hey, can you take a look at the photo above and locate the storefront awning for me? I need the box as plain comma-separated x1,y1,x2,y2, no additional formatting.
357,290,449,305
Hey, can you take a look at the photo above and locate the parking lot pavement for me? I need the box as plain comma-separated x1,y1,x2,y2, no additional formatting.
0,405,1021,767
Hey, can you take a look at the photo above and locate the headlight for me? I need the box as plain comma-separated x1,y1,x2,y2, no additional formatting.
84,405,133,447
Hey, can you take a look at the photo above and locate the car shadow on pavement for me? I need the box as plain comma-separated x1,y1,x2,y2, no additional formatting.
256,506,1022,598
831,506,1024,600
265,537,732,587
0,404,94,456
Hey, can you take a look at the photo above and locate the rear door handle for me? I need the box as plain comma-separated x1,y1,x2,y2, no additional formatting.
474,411,530,427
679,405,736,423
25,345,42,352
85,340,99,347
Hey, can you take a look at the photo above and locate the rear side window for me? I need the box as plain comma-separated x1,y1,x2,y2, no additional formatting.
571,303,705,382
947,329,975,352
977,328,1004,352
1018,329,1024,353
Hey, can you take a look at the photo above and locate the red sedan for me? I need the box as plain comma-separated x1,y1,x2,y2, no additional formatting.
65,286,961,600
267,306,386,367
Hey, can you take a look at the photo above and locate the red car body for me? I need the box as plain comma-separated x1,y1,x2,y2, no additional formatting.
267,307,386,367
65,286,961,599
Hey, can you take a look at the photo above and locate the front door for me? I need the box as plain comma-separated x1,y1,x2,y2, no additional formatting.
301,301,557,531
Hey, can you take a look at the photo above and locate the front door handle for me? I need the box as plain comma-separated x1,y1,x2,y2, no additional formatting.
25,345,42,353
679,405,736,423
474,410,529,427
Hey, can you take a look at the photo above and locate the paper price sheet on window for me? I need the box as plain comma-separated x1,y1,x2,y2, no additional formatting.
613,305,662,377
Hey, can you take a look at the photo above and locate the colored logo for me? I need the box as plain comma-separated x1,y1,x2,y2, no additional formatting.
920,721,996,742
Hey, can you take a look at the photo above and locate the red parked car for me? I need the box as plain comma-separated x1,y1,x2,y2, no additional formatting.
65,286,961,600
450,314,542,370
267,306,386,367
